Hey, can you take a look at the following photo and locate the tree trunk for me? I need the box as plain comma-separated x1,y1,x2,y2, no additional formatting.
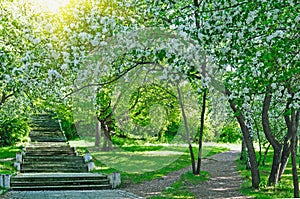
254,118,262,165
99,118,112,151
290,109,299,197
278,137,291,180
268,148,282,185
177,85,196,174
102,128,112,151
291,134,299,198
196,89,207,175
226,88,260,188
95,119,101,147
262,91,283,185
263,144,271,166
102,124,112,151
240,137,247,161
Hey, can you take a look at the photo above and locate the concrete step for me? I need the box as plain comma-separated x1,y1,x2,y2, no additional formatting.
29,131,64,136
11,184,111,190
21,167,87,172
12,173,108,180
11,173,111,190
29,131,63,136
25,151,75,156
21,161,86,167
20,168,87,173
21,165,87,170
22,162,85,167
30,127,61,132
11,179,109,186
25,146,75,152
23,156,84,163
30,121,59,125
29,136,66,142
30,114,57,123
28,142,69,147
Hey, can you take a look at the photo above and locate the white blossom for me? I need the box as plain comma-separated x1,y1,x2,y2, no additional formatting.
243,88,249,94
61,64,68,70
271,83,277,89
90,39,99,46
32,37,41,44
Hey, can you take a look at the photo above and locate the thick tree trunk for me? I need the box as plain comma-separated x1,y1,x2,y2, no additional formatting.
291,134,299,198
254,118,262,165
262,91,283,185
240,137,247,161
177,85,196,174
263,144,271,166
268,148,282,185
95,120,101,147
290,109,299,197
99,118,112,151
196,89,207,175
226,89,260,188
278,137,291,180
102,128,112,151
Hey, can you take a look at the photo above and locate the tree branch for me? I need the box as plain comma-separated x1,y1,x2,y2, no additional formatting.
0,91,14,107
64,61,155,99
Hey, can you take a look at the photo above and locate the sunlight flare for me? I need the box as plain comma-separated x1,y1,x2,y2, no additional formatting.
37,0,70,13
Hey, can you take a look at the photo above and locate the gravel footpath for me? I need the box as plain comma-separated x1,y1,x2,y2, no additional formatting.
123,149,252,199
1,190,145,199
123,165,191,198
188,150,252,199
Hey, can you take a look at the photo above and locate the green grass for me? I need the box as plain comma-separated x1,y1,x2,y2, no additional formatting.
150,171,210,199
238,149,300,198
0,146,21,174
87,144,227,198
86,144,229,184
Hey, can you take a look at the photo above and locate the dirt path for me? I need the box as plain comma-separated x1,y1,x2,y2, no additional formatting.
123,150,252,199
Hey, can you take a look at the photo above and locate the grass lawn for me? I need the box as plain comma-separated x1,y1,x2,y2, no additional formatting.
69,140,229,185
238,148,300,199
0,146,20,174
150,170,210,199
89,144,228,198
0,146,20,195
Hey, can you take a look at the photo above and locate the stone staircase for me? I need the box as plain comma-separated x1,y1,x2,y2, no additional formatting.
11,173,111,190
10,114,112,190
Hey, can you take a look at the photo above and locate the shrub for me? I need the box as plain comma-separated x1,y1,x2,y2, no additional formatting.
217,122,242,143
0,118,29,147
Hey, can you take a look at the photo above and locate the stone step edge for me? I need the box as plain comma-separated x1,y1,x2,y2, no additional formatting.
11,184,112,190
11,179,109,184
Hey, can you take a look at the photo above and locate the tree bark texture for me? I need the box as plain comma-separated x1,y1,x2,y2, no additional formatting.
226,88,260,188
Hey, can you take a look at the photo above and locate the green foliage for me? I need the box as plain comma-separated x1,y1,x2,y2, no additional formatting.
129,84,181,140
96,87,113,121
0,117,29,147
46,103,79,141
60,116,79,141
217,122,242,143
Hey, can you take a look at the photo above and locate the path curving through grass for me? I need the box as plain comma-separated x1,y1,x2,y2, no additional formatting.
123,149,252,199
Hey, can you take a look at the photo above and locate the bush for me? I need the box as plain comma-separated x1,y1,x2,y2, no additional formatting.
60,118,79,140
54,104,80,141
217,123,242,143
0,118,29,147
